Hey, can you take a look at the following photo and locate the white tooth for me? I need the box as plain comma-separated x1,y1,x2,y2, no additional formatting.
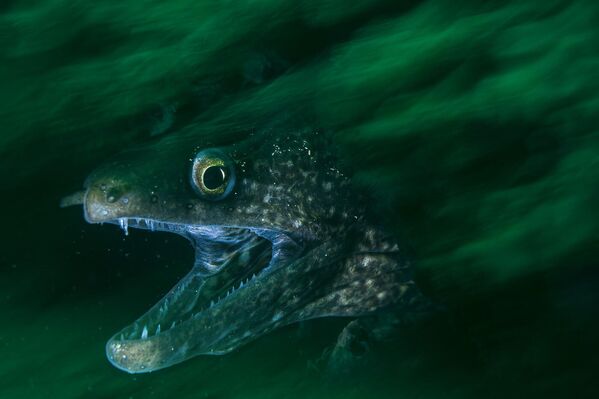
119,218,129,236
239,281,244,288
210,300,215,307
252,273,256,279
120,333,124,341
155,324,161,335
171,321,176,329
141,325,148,339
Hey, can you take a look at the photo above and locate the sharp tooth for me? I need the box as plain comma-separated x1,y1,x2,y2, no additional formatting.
155,324,161,335
171,321,176,329
210,300,215,307
141,325,148,340
239,281,244,288
119,218,129,236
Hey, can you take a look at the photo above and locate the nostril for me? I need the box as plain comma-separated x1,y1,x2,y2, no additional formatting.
106,188,123,203
84,180,131,223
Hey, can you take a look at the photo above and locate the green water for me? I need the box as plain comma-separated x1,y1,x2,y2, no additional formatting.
1,0,598,397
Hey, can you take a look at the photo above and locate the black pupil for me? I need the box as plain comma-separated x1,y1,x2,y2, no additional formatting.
203,166,226,190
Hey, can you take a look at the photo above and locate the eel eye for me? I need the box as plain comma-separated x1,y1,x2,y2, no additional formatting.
190,149,236,200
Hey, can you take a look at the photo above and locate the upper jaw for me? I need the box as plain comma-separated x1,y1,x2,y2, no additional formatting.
101,216,304,266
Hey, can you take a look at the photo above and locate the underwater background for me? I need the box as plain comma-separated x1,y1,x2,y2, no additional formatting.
1,0,598,397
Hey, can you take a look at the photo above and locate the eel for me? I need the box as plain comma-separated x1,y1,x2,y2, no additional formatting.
64,130,427,373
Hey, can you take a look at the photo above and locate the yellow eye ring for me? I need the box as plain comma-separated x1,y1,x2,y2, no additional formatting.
190,149,236,200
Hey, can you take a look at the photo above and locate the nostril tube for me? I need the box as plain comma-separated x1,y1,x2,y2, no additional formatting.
105,187,129,205
84,180,131,223
106,188,123,203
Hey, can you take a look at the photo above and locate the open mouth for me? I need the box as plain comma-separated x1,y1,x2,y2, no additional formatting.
103,217,304,372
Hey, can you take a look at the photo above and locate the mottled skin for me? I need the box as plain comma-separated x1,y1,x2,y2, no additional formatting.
77,130,426,373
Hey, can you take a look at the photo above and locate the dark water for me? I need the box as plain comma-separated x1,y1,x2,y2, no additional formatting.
1,1,598,398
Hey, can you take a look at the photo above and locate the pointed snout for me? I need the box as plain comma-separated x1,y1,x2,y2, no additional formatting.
83,177,134,223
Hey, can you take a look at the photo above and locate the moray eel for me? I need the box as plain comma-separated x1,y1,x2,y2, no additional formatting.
65,131,424,373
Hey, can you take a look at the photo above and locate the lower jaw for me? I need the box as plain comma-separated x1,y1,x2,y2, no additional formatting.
104,258,274,373
98,218,307,374
105,222,284,344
